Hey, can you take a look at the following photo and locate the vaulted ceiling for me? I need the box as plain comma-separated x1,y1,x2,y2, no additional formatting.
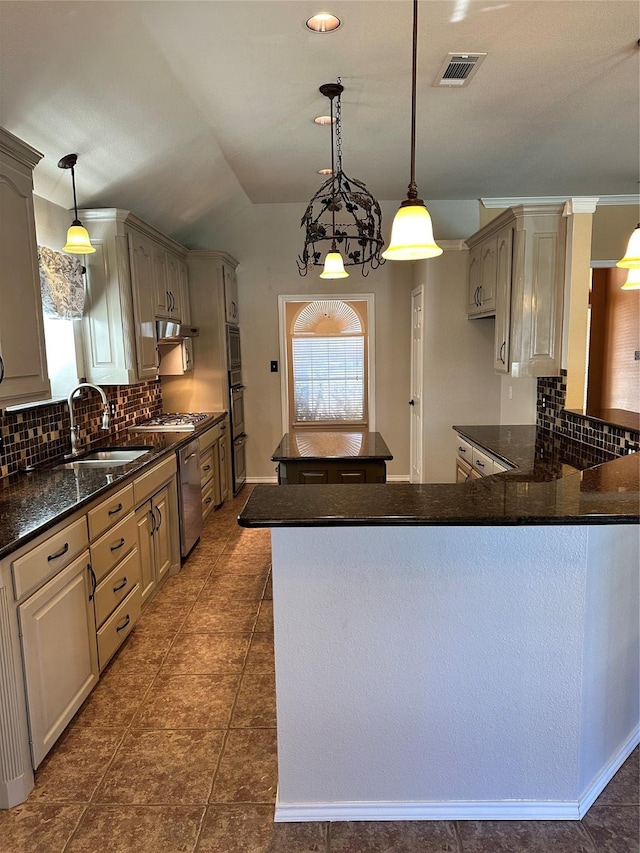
1,1,638,247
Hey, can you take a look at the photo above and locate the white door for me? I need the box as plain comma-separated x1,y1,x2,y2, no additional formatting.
410,285,424,483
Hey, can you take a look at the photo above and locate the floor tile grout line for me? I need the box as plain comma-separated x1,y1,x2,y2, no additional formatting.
60,802,90,853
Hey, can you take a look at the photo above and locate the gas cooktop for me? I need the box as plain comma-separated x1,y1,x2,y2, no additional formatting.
130,413,212,432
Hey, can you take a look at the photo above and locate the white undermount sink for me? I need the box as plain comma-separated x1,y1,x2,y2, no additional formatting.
60,448,152,468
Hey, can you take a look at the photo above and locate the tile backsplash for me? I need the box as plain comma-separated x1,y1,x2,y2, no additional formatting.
537,371,640,457
0,381,163,479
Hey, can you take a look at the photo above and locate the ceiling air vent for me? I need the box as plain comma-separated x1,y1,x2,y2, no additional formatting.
434,52,487,87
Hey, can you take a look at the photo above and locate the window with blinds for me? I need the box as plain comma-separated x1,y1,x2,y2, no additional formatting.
287,299,369,428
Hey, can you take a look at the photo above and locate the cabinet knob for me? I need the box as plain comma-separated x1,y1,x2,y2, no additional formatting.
408,399,415,406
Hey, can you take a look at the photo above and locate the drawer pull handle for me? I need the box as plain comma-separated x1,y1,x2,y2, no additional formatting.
458,446,466,453
155,506,162,530
204,497,212,505
113,577,128,593
48,542,69,562
108,503,123,516
110,538,126,552
203,465,211,471
116,614,131,633
88,563,97,601
476,460,485,468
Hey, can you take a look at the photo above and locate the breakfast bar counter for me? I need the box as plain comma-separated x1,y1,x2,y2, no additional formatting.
240,429,639,825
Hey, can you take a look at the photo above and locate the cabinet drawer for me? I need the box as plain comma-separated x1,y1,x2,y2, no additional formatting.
12,517,89,601
471,447,494,476
202,482,215,520
94,547,141,628
90,513,137,584
492,460,511,474
198,423,222,454
455,437,474,465
200,448,215,486
88,484,135,541
97,584,141,671
133,455,176,505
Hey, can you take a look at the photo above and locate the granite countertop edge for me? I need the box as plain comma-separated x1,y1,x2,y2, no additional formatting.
239,425,640,528
0,412,227,559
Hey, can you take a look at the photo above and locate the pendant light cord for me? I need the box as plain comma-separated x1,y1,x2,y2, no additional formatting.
70,165,80,223
408,0,418,200
330,91,337,251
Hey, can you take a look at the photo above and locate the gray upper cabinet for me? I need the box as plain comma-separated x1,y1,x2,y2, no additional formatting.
0,128,51,407
466,204,566,378
80,209,190,384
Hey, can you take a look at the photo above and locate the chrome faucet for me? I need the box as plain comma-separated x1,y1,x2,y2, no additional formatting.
67,382,111,456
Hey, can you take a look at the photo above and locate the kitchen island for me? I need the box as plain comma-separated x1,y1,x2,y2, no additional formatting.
272,431,392,485
240,430,639,823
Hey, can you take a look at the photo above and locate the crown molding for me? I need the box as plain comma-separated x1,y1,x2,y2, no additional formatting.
482,195,639,208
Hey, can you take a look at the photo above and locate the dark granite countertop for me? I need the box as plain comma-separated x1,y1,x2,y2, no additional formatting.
240,425,640,528
272,431,393,461
0,412,226,560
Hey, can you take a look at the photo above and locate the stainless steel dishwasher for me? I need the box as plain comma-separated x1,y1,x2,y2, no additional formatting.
178,438,202,559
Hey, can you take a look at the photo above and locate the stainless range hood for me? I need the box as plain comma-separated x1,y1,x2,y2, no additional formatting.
156,321,199,341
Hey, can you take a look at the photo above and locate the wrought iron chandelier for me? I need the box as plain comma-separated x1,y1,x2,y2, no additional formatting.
297,80,384,278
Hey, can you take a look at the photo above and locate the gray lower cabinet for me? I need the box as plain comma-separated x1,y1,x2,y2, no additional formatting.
277,459,387,484
18,550,98,768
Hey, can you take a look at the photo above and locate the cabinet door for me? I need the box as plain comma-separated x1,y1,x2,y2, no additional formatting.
152,485,172,585
0,150,51,405
19,552,98,767
165,252,184,322
135,502,156,606
219,433,229,502
494,226,513,373
467,245,482,316
223,264,239,324
153,245,170,319
128,230,159,380
479,236,497,312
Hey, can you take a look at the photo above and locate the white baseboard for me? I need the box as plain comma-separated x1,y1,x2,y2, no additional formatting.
386,474,410,483
275,725,640,823
246,477,278,485
275,800,583,822
578,725,640,818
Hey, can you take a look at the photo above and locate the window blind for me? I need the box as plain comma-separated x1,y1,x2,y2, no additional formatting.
292,337,365,422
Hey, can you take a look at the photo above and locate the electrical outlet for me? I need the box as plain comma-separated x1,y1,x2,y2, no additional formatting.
270,360,278,373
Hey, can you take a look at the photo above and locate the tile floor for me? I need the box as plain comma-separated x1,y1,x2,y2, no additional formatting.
0,487,638,852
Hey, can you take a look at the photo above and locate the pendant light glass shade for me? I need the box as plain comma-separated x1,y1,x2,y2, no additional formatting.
616,223,640,269
319,251,349,279
62,221,96,254
382,200,443,261
621,266,640,290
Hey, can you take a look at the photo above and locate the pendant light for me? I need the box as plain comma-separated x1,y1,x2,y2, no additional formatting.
382,0,442,261
616,223,640,269
621,267,640,290
57,153,96,254
298,81,384,277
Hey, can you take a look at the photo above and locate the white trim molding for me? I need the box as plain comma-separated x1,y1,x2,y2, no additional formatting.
276,800,583,823
563,198,599,216
482,195,639,209
246,477,278,485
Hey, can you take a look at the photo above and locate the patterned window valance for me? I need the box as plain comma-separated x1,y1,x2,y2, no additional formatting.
38,246,85,319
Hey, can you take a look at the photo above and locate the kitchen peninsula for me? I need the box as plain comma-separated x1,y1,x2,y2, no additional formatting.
272,431,392,485
240,433,639,823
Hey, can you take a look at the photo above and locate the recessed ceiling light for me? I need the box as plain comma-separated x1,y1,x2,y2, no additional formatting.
317,168,333,175
305,13,341,33
314,115,335,126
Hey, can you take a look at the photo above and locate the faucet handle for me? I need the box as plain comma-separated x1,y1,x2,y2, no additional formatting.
101,405,111,430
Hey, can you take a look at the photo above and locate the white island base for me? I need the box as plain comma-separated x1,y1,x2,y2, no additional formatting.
270,524,639,822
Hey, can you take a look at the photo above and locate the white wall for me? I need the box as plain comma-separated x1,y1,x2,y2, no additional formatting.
413,249,501,483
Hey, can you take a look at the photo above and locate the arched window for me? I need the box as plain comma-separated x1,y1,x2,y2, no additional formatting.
285,298,369,429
